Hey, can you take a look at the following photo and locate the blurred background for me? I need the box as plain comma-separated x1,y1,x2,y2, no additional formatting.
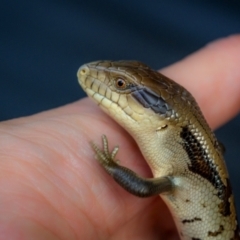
1,0,240,215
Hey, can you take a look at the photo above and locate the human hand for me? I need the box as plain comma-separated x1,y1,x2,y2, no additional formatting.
1,35,240,240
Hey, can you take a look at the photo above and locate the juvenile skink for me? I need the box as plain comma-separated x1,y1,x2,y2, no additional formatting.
77,60,239,240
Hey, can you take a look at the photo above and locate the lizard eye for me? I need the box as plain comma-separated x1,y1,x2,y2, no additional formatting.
115,78,127,89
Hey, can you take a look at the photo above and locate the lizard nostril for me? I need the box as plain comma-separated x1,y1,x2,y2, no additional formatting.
79,66,88,76
77,65,89,81
80,68,86,75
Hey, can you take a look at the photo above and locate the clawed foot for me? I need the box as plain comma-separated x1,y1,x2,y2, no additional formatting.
91,135,119,168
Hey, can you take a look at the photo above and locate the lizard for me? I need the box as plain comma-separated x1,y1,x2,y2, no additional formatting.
77,60,239,240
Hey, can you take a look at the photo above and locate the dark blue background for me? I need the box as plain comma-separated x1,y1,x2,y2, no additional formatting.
1,0,240,216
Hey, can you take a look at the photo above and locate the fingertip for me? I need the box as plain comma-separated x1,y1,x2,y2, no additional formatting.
160,34,240,128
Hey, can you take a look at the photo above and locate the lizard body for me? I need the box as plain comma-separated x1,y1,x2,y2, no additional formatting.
77,60,239,240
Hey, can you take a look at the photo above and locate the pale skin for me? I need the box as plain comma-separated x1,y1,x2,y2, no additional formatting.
1,35,240,240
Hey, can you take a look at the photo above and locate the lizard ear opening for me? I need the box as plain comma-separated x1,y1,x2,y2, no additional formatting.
156,125,168,132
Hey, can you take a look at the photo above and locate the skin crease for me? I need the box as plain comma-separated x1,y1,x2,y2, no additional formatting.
0,35,240,240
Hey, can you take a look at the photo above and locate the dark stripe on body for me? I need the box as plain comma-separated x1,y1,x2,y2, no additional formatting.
182,217,202,224
180,127,231,216
208,225,224,237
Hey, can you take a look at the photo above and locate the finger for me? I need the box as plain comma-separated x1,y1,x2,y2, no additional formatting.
160,34,240,129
